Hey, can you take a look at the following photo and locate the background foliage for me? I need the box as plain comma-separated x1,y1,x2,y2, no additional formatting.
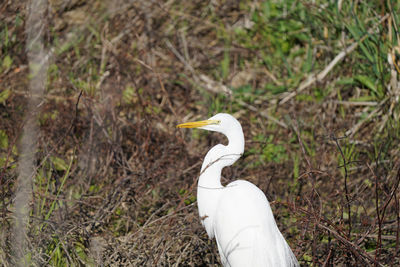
0,0,400,265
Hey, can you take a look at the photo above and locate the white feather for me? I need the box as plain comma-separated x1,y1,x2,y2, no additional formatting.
178,113,299,266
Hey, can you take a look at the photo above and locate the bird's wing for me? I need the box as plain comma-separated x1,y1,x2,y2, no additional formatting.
213,180,299,267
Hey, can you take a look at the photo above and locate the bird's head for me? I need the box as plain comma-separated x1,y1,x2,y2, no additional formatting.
177,113,241,136
177,113,245,162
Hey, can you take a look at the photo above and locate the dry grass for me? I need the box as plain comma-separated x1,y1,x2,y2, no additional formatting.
1,0,400,266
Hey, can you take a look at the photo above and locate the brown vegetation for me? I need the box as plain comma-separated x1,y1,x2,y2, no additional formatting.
0,1,399,266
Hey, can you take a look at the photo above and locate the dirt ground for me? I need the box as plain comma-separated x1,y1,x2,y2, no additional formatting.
1,1,400,266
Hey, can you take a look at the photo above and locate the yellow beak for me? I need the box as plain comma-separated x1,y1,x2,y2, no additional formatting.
177,119,220,128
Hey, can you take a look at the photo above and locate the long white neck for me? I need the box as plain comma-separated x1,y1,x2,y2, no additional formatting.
199,128,245,188
197,125,245,237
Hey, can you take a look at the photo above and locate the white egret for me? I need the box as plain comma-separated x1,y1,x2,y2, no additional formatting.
177,113,299,267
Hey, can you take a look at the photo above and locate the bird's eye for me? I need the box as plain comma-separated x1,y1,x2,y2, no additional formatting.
217,120,221,124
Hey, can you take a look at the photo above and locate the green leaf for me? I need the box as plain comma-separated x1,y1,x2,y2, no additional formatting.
302,44,313,73
0,89,11,103
349,95,376,102
302,254,312,262
265,84,287,94
354,75,377,94
335,77,354,85
122,85,135,104
0,130,8,149
292,153,299,179
221,48,230,79
4,24,9,48
1,55,12,71
50,156,68,171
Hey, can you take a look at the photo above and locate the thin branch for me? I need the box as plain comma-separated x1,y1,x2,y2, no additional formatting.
317,223,383,267
331,133,352,236
238,100,288,129
345,99,386,137
333,100,378,106
367,163,382,265
165,40,232,96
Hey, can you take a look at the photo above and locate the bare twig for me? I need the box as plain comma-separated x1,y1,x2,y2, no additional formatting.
238,100,288,129
317,223,382,266
165,40,232,96
367,163,382,265
333,100,378,106
296,205,382,266
157,72,178,117
345,101,385,137
396,192,400,259
331,133,352,236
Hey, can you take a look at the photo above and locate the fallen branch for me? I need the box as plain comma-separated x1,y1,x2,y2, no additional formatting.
345,99,386,137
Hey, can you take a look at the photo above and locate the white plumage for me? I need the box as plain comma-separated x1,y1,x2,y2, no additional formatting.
177,113,299,267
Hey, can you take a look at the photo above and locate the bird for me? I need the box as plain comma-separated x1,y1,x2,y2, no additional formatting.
177,113,299,267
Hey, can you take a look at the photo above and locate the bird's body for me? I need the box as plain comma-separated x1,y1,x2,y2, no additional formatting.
209,179,298,266
177,113,298,267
